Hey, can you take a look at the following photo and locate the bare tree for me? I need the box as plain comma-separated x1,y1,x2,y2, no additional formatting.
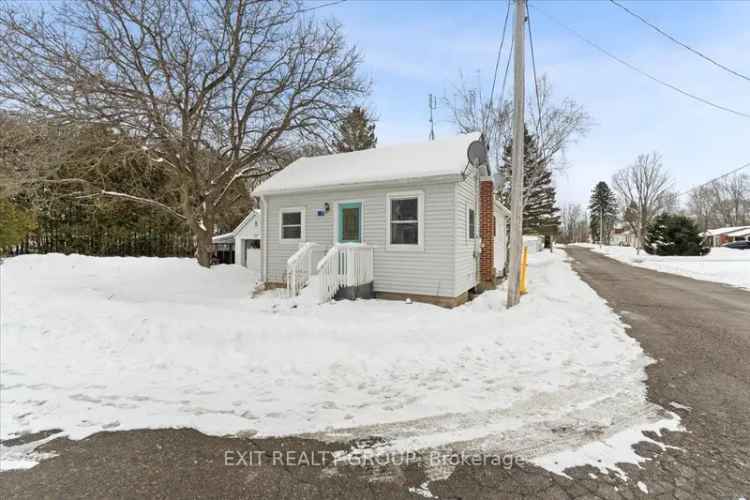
447,74,592,176
710,173,749,227
559,202,588,244
687,185,713,232
0,0,367,266
612,152,673,253
447,72,512,173
686,173,749,229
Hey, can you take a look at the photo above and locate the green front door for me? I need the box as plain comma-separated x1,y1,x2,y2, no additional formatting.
338,202,362,243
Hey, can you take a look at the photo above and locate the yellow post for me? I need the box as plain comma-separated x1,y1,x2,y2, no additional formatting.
519,245,528,295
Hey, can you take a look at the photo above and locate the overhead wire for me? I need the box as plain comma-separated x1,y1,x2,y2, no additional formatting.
485,0,513,134
678,162,750,197
526,1,545,155
608,0,750,82
528,2,750,120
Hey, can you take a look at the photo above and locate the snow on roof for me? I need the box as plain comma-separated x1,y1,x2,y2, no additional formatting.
704,225,750,236
232,209,260,236
726,227,750,237
253,132,482,196
212,233,234,244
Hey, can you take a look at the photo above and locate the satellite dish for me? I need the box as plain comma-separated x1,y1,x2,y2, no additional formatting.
467,140,488,167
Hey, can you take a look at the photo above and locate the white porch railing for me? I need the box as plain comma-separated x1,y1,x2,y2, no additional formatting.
286,242,320,297
316,244,375,303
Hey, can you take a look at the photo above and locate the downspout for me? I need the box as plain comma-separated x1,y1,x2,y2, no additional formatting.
260,195,267,284
475,164,481,287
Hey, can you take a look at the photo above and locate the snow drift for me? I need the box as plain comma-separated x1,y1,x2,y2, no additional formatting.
1,251,678,476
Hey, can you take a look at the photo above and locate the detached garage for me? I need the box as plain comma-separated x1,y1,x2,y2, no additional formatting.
211,210,261,273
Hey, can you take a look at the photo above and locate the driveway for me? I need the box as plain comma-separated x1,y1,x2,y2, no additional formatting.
1,247,749,499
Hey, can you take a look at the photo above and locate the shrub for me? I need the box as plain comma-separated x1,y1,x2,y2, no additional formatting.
644,213,708,256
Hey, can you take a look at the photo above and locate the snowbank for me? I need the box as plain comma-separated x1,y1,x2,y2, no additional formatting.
1,251,677,477
590,245,750,290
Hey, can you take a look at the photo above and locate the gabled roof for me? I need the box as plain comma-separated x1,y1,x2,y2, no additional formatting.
212,233,234,244
231,209,260,236
704,225,750,236
212,209,260,244
253,132,484,196
726,227,750,237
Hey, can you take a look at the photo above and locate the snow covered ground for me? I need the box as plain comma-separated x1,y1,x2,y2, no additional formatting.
585,244,750,290
1,251,678,477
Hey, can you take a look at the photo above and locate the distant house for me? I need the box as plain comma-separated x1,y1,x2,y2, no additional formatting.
702,225,750,247
610,226,635,247
251,133,510,307
211,210,261,271
725,227,750,242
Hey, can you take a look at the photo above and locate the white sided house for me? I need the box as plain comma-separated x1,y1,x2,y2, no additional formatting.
212,209,261,272
252,133,509,307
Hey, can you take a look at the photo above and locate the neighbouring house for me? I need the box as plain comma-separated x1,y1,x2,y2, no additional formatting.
725,227,750,242
211,209,261,271
610,226,635,247
522,235,544,254
701,225,750,247
251,132,510,307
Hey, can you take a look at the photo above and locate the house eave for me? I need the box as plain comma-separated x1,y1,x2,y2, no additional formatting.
252,173,463,197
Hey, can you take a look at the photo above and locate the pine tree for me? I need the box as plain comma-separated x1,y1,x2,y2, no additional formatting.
334,107,377,153
644,213,706,256
0,197,36,254
588,181,618,244
500,126,560,233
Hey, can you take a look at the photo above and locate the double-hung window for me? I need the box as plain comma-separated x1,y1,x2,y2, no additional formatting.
280,208,304,242
387,192,423,250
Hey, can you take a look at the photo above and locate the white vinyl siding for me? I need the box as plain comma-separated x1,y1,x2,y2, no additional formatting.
263,180,456,297
454,169,480,296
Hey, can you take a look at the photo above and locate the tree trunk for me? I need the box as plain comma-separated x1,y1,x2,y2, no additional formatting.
195,229,213,268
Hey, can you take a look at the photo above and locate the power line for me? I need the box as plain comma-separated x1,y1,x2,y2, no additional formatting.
498,27,514,111
528,2,750,120
678,162,750,196
484,0,512,135
298,0,347,14
488,0,512,109
526,2,545,152
608,0,750,82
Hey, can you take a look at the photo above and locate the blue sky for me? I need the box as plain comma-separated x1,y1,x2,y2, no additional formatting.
312,0,750,206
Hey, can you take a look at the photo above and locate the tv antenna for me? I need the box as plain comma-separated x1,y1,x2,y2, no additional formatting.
428,94,437,140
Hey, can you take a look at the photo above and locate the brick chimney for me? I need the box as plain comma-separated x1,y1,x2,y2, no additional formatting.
479,176,496,290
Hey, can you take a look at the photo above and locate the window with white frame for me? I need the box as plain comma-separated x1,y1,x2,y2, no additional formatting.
387,192,423,248
468,207,476,239
280,208,304,241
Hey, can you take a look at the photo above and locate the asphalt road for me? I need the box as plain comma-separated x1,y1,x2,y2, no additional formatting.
1,247,749,499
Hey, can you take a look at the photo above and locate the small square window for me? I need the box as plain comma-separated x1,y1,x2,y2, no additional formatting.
280,209,304,241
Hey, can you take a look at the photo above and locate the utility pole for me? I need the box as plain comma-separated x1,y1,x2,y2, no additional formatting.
428,94,437,141
506,0,526,308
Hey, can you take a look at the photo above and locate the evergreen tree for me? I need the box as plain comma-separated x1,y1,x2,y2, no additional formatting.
644,213,706,256
334,107,377,153
0,197,36,253
588,181,618,244
500,126,560,233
